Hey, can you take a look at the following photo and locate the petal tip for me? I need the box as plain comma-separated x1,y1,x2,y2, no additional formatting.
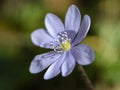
43,73,53,80
61,72,68,77
69,4,77,8
45,13,53,18
69,4,80,13
84,15,91,24
29,66,38,74
43,75,49,80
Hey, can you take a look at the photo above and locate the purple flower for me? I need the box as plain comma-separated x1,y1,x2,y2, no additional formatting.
29,5,95,80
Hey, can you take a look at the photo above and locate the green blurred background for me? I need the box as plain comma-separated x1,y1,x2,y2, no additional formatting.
0,0,120,90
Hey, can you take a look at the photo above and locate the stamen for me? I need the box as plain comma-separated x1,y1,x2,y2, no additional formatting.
49,31,71,52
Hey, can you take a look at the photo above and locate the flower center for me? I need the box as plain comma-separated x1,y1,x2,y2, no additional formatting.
58,32,71,51
50,31,71,52
61,39,71,51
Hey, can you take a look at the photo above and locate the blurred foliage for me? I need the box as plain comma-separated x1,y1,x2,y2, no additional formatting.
0,0,120,90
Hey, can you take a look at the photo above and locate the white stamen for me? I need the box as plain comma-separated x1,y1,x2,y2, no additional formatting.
49,31,71,52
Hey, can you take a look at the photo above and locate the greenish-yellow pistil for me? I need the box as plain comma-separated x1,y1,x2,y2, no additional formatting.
61,40,71,51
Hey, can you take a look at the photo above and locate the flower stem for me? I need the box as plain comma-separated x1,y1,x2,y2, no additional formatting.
78,65,94,90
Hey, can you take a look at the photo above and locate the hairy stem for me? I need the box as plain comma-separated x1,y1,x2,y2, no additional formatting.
78,65,94,90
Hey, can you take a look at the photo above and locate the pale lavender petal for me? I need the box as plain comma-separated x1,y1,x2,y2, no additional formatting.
31,29,54,48
61,51,75,77
72,15,91,46
45,13,64,38
65,5,81,33
71,44,95,65
66,30,76,42
44,52,66,80
29,51,62,74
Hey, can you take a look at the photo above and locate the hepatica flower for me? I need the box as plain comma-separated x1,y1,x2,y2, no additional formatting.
29,5,95,80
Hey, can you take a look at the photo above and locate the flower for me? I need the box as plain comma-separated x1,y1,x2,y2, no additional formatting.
29,4,95,80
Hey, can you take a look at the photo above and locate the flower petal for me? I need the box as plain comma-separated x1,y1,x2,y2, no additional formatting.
65,5,81,33
61,51,75,77
72,15,91,46
45,13,64,38
66,30,76,43
29,51,62,74
44,52,66,80
71,44,95,65
31,29,54,48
